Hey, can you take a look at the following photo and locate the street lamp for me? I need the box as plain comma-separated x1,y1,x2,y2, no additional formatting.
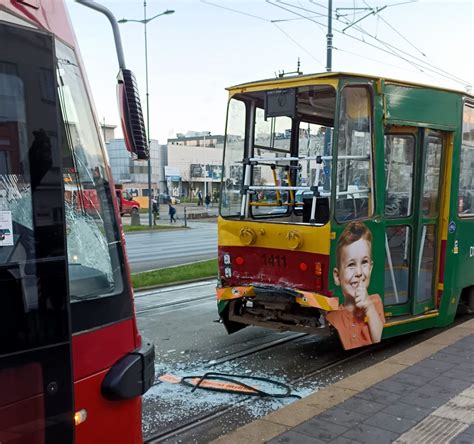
118,4,174,226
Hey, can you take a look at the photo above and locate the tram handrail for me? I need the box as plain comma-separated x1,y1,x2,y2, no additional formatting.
240,154,369,163
247,185,370,197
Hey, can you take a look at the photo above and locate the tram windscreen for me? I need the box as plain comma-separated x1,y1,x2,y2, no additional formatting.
221,85,335,222
55,41,132,332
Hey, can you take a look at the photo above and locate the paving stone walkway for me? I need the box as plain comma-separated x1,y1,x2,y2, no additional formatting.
212,319,474,444
270,334,474,444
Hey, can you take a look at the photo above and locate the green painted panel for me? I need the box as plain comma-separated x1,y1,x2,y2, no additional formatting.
381,316,438,339
385,85,461,128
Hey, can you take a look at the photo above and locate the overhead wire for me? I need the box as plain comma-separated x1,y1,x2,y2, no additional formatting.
202,0,471,89
272,22,325,67
339,0,470,85
361,0,426,57
292,1,425,74
200,0,268,22
268,0,471,88
268,1,415,70
335,4,471,86
201,0,325,71
334,47,421,75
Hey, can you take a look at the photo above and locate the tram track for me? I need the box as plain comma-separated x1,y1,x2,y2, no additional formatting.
143,318,472,444
135,281,216,314
134,280,215,300
206,332,308,366
143,342,383,444
136,294,214,315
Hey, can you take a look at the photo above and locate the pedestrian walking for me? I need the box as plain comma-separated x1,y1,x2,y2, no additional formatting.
205,194,211,211
197,189,203,206
152,199,159,225
168,201,177,223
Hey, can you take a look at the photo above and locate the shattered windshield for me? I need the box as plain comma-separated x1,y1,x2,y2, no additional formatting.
56,40,124,302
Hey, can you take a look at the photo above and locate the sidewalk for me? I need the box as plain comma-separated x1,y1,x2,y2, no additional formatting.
121,202,218,226
212,318,474,444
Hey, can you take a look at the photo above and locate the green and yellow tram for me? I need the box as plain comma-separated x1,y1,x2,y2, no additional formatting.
216,72,474,350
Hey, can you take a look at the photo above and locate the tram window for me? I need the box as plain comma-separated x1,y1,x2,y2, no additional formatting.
296,122,332,211
459,103,474,216
255,108,291,152
384,135,414,217
0,26,69,354
56,41,125,308
221,98,245,217
250,147,291,218
221,86,336,221
335,86,374,222
417,224,436,302
384,226,411,305
422,134,442,217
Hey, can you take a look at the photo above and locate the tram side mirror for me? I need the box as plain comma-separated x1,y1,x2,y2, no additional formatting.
117,68,149,160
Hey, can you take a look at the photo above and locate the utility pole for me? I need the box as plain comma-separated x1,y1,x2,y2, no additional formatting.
323,0,333,191
326,0,333,72
143,1,153,226
118,5,174,226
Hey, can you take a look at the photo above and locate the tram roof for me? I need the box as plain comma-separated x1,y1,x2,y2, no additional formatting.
226,71,473,98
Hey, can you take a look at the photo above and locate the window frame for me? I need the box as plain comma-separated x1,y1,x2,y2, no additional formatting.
333,82,375,224
458,99,474,219
384,133,416,219
55,39,133,334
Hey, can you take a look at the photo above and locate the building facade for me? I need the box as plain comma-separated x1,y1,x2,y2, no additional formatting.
167,132,225,200
106,138,167,198
104,129,227,203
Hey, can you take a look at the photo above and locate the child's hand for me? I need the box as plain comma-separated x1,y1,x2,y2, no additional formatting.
354,281,372,311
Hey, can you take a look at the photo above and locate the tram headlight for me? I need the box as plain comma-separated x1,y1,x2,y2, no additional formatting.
223,253,231,265
224,266,232,278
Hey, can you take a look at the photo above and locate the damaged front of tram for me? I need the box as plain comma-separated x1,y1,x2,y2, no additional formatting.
216,72,388,350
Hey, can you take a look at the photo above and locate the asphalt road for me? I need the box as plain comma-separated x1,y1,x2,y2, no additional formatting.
125,221,217,273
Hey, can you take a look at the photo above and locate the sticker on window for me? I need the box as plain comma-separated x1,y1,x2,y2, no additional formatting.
0,211,14,246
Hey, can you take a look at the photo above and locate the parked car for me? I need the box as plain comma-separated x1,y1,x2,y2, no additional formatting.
158,193,180,204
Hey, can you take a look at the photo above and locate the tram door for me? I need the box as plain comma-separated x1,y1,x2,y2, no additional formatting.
0,22,74,443
383,127,446,317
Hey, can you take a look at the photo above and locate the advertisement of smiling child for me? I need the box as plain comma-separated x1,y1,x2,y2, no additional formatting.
326,221,385,350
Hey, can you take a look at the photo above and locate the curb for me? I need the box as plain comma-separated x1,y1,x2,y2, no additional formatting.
210,318,474,444
133,275,217,293
122,225,189,234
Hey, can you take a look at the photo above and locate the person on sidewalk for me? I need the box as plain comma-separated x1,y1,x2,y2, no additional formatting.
152,198,159,225
168,200,177,223
197,189,203,206
205,194,211,211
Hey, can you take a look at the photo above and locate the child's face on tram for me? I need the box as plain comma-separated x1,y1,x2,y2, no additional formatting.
333,236,373,301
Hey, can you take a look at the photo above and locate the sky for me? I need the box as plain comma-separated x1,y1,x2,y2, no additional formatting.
66,0,474,144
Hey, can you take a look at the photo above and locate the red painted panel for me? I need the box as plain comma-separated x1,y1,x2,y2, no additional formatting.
74,369,142,444
2,0,76,47
219,246,330,295
72,319,136,381
0,364,44,444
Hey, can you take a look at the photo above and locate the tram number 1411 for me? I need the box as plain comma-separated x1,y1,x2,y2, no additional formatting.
262,253,287,268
